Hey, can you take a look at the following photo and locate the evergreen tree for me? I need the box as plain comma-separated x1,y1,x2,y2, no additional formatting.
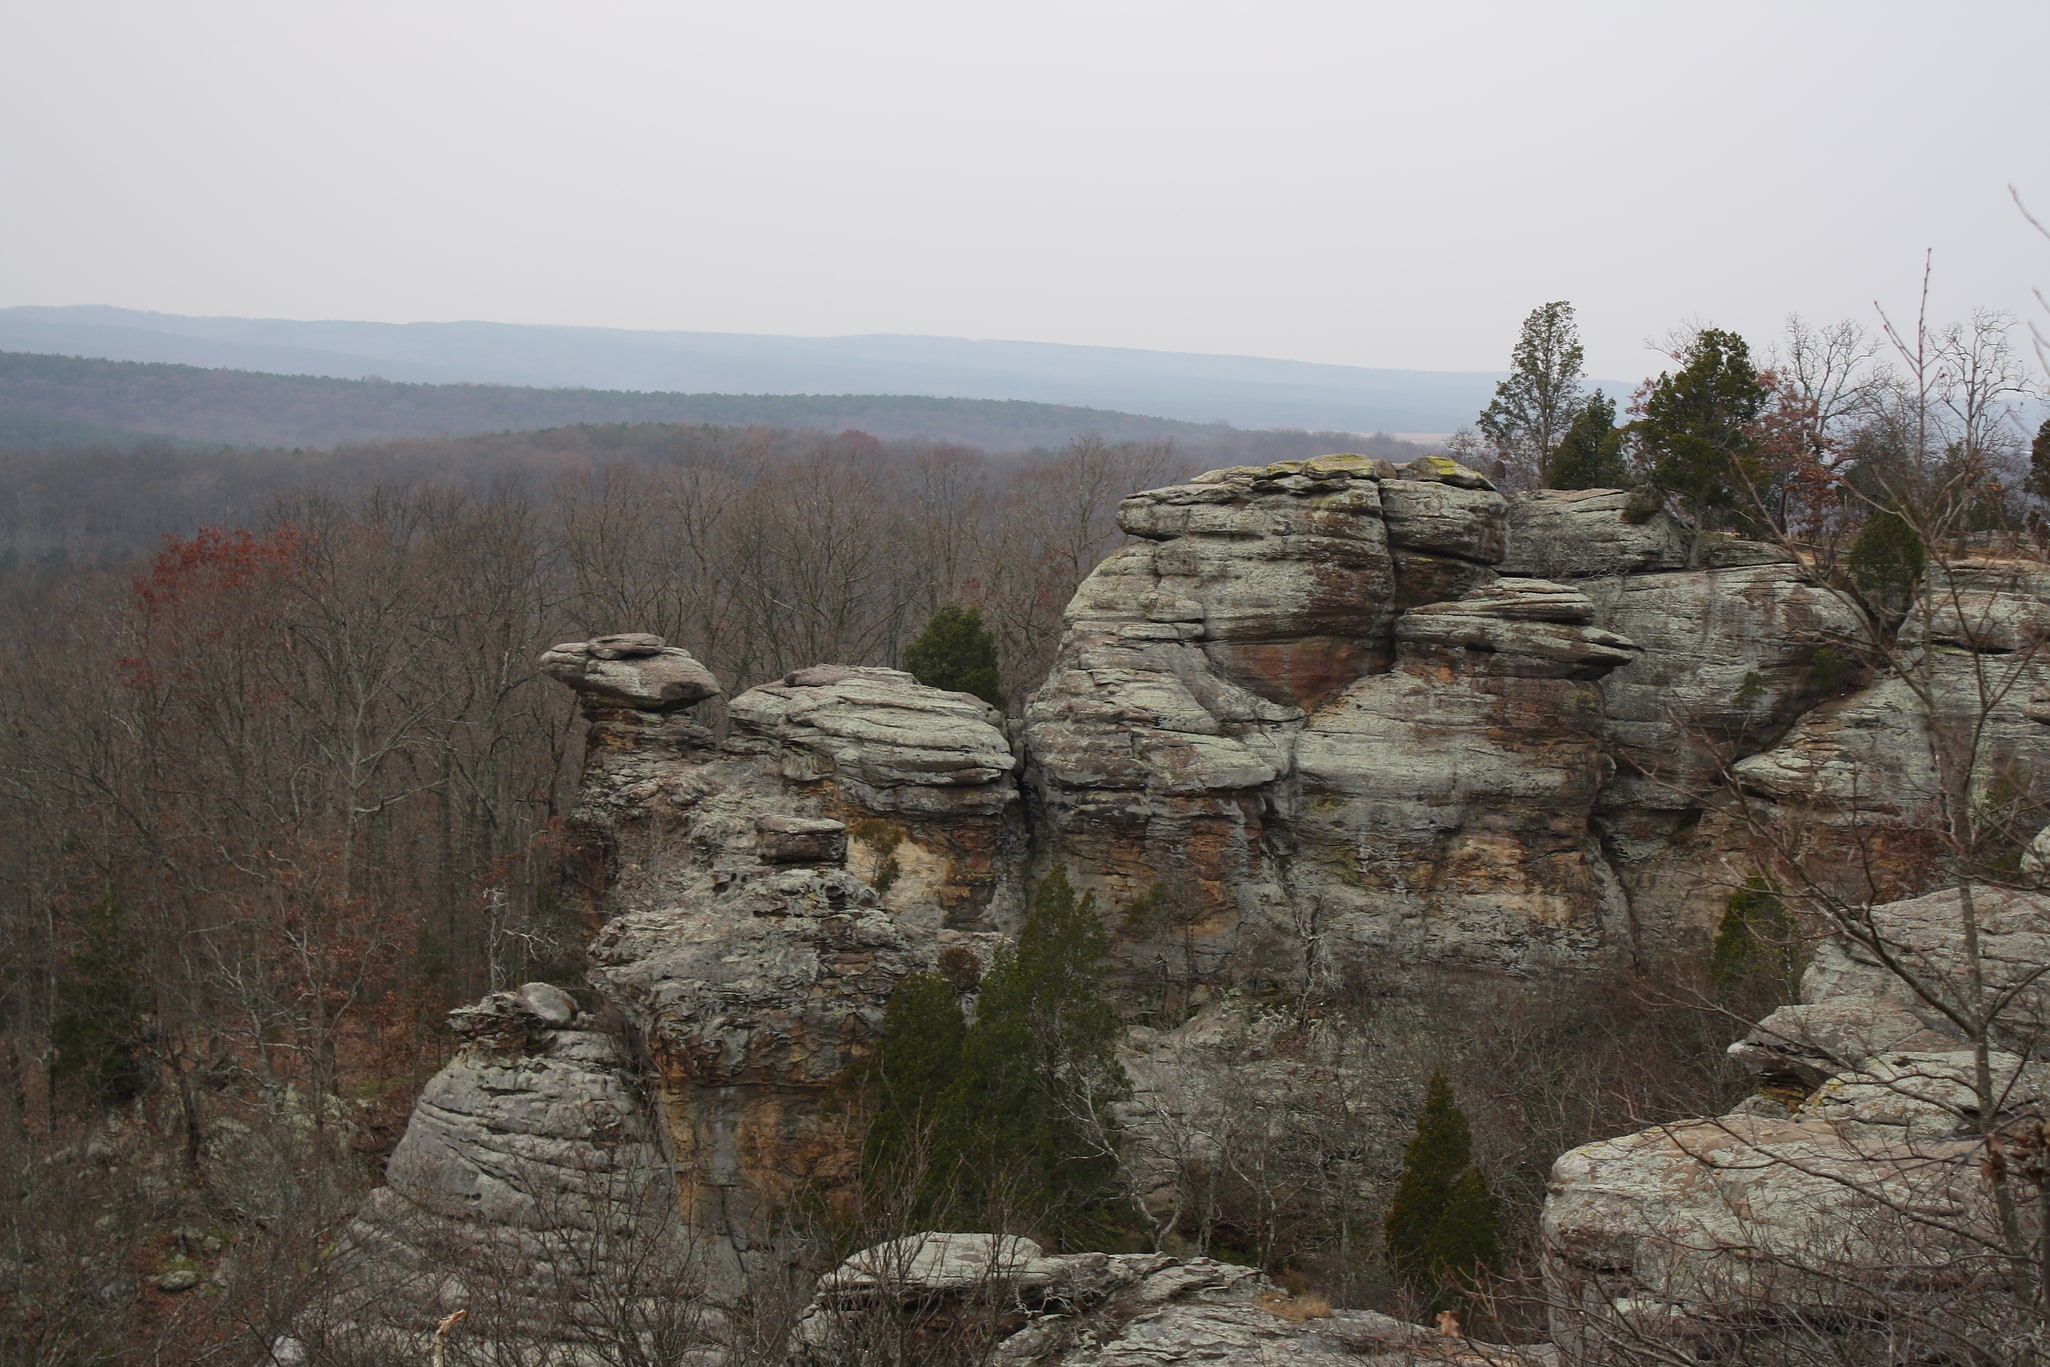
1478,302,1587,487
1634,328,1768,565
1847,508,1926,614
1423,1168,1502,1286
862,971,968,1216
934,866,1128,1245
2027,416,2050,507
1546,389,1629,490
51,898,151,1108
1384,1072,1500,1305
904,604,1005,709
1709,880,1801,1008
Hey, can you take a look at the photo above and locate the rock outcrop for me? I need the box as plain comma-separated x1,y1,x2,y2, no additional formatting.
541,641,1018,1283
790,1232,1549,1366
1542,883,2050,1360
324,984,674,1352
337,460,2050,1360
1025,458,1645,989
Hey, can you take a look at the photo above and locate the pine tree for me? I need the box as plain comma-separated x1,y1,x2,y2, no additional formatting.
1546,390,1629,490
51,898,151,1109
1478,302,1587,487
935,866,1128,1245
903,604,1005,709
1847,508,1926,614
862,971,969,1214
1709,880,1801,1007
1634,328,1768,565
1384,1072,1500,1304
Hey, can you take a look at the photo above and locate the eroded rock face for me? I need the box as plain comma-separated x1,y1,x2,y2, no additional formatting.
531,647,1022,1285
1542,884,2050,1358
1026,459,1642,987
791,1233,1548,1367
326,986,676,1349
588,865,929,1283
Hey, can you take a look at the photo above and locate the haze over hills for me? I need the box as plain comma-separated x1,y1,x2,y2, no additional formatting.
0,351,1258,452
0,305,1510,435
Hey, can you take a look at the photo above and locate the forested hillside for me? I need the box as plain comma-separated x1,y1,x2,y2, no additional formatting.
0,350,1237,451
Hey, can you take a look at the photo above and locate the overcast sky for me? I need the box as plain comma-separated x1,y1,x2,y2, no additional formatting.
4,1,2046,380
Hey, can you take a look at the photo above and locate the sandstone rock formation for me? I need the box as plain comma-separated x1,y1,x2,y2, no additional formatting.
1542,883,2050,1360
338,461,2050,1360
1025,458,1646,992
541,641,1018,1285
790,1232,1549,1366
323,983,677,1354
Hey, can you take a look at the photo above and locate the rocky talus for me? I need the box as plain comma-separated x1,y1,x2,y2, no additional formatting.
336,459,2050,1360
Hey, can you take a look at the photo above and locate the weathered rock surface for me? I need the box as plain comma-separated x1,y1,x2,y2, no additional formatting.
791,1233,1549,1366
1028,459,1642,985
588,865,930,1283
1543,883,2050,1357
535,646,1020,1287
343,463,2050,1360
327,986,673,1347
538,632,723,711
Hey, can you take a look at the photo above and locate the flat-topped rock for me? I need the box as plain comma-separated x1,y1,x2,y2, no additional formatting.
537,633,722,711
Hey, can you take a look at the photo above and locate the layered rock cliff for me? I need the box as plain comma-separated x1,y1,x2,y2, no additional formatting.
335,457,2050,1359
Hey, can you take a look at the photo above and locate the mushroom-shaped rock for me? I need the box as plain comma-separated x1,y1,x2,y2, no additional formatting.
538,633,722,711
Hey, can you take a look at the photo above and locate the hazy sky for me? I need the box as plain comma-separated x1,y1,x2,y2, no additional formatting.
4,1,2046,380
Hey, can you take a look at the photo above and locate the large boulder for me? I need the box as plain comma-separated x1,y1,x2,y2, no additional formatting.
588,865,932,1286
1026,461,1643,990
1543,884,2050,1359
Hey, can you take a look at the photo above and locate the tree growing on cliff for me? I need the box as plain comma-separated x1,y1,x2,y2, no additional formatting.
903,603,1006,709
862,867,1129,1247
1545,390,1629,490
1478,302,1587,491
861,972,969,1224
1384,1072,1500,1308
1632,326,1769,565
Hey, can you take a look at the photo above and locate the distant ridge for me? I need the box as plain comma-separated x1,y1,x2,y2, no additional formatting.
0,306,1505,434
0,351,1241,451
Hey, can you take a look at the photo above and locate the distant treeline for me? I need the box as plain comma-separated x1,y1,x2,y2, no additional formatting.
0,415,1429,564
0,350,1423,455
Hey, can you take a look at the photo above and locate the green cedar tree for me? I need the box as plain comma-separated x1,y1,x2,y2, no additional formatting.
1546,390,1629,490
1385,1072,1499,1304
904,604,1005,709
2031,417,2050,505
1847,509,1926,613
51,898,151,1108
934,866,1128,1245
1422,1167,1502,1291
862,972,969,1221
1634,328,1768,565
1709,880,1801,1006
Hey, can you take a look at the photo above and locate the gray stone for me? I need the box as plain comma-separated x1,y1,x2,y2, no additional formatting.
315,993,676,1347
1502,488,1685,579
791,1234,1547,1366
1544,882,2050,1356
755,813,849,865
514,981,577,1026
537,634,722,711
155,1268,203,1294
